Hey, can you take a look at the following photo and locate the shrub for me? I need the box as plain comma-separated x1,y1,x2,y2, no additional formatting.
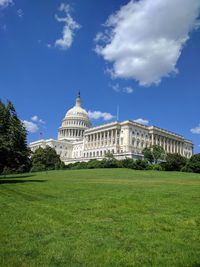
100,158,120,168
2,166,13,176
87,159,101,169
145,164,154,170
130,159,148,170
30,164,46,172
121,158,135,168
75,162,88,169
180,165,192,173
152,164,163,171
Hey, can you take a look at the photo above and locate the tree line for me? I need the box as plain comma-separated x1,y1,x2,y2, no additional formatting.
60,150,200,173
0,100,200,175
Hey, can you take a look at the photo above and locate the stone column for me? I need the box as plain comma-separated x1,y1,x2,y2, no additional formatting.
111,130,114,145
164,137,166,152
99,132,102,147
94,133,96,148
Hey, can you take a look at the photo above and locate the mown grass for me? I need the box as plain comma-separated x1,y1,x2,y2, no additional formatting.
0,169,200,267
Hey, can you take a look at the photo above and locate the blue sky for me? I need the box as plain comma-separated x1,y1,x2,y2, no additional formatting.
0,0,200,153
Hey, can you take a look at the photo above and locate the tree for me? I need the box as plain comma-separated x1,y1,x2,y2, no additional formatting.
0,100,9,173
143,145,165,164
184,153,200,173
152,145,165,164
143,147,154,163
162,153,187,171
104,152,115,160
31,146,63,172
0,100,30,174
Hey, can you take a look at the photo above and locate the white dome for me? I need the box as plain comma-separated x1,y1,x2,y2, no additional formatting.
66,105,89,119
58,93,91,141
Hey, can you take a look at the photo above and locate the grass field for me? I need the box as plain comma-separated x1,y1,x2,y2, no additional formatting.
0,169,200,267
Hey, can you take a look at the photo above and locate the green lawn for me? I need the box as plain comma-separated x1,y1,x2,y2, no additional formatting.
0,169,200,267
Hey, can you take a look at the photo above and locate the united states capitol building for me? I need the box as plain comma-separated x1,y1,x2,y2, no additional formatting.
30,93,193,164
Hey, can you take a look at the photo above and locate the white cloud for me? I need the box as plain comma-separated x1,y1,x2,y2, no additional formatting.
95,0,200,86
0,0,13,8
31,115,38,122
190,124,200,134
17,8,24,18
39,119,45,124
124,87,134,94
88,110,115,121
54,3,81,50
22,120,39,133
112,84,134,94
134,118,149,125
31,115,45,124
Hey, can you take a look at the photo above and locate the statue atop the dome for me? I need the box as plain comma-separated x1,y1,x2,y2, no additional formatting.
76,91,81,107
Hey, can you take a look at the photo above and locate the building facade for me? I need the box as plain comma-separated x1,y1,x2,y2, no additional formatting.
30,93,193,164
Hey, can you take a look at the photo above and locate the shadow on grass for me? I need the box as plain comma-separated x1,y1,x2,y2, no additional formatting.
0,174,36,179
0,179,47,185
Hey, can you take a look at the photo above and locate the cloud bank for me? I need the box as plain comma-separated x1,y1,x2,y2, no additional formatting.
55,3,81,50
95,0,200,86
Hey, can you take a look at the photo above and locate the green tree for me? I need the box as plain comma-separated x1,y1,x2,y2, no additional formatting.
184,153,200,173
104,152,115,160
31,146,63,172
0,100,30,174
162,153,187,171
0,100,9,173
143,145,165,164
143,147,154,163
152,145,165,164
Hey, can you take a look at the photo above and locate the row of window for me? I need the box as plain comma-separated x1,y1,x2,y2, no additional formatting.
83,149,116,158
132,131,149,139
